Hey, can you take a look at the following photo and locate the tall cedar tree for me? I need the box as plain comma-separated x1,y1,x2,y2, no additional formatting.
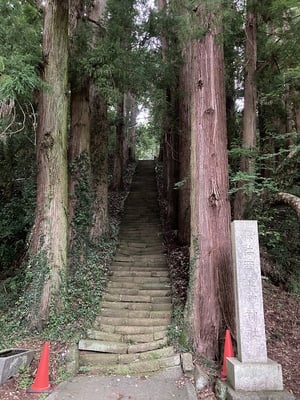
187,1,235,359
29,0,69,329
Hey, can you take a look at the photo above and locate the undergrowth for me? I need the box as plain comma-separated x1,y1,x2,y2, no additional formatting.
0,161,136,347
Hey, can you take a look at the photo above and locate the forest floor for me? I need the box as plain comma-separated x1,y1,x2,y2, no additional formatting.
0,267,298,400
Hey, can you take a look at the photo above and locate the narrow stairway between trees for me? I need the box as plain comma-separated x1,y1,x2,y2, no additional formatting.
78,160,180,374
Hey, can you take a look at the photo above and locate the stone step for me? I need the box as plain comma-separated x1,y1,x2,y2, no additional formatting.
95,316,171,327
99,324,168,335
86,329,167,343
79,354,181,376
99,309,172,319
78,340,128,354
111,270,169,278
79,346,175,366
110,264,168,272
101,301,172,311
78,338,168,354
108,276,170,284
102,293,171,304
114,255,166,263
104,288,170,297
107,281,170,290
117,249,164,256
118,242,162,249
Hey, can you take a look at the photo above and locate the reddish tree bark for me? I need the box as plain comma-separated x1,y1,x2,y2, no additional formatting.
187,2,234,359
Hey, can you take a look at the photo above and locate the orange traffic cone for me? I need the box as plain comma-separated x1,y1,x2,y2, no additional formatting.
221,329,234,380
28,341,52,393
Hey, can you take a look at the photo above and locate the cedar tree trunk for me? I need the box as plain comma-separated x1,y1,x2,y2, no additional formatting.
187,2,234,359
29,0,69,329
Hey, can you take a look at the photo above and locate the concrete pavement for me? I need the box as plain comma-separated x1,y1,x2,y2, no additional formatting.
45,366,197,400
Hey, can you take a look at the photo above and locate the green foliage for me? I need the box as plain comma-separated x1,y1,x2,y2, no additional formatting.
0,1,42,102
136,122,160,159
0,132,36,277
250,199,300,294
15,365,32,391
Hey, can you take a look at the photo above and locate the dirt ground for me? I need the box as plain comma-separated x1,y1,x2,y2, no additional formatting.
0,280,299,400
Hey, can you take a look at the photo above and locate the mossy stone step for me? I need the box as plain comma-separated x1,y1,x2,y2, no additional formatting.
107,281,170,290
108,276,170,284
78,340,128,354
111,270,169,278
79,346,175,366
95,316,170,327
79,354,181,376
110,264,168,272
86,329,167,343
100,301,172,311
99,324,168,335
105,288,170,297
114,255,166,263
102,293,171,304
100,309,171,319
78,338,168,355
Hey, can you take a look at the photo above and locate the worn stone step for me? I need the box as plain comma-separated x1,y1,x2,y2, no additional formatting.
110,264,168,272
99,324,168,335
105,288,170,297
107,281,170,290
78,338,168,355
111,270,169,278
101,301,172,311
99,309,172,319
79,354,181,376
102,293,171,304
78,339,128,354
117,249,164,256
102,293,151,303
86,328,167,343
118,243,162,250
108,276,170,284
114,255,166,264
79,346,175,366
95,316,170,327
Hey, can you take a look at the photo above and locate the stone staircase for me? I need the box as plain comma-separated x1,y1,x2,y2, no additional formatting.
78,160,180,375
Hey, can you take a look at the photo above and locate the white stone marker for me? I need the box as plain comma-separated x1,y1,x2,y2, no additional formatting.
232,220,267,363
227,220,285,392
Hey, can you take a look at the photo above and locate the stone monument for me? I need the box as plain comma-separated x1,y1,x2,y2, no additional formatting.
225,220,294,399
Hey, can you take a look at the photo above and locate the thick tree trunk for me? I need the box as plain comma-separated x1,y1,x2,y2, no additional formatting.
112,96,125,191
89,0,109,241
234,7,257,220
68,83,91,253
178,43,191,245
29,0,69,329
158,0,179,230
90,88,109,241
162,91,179,230
125,92,137,162
187,3,234,359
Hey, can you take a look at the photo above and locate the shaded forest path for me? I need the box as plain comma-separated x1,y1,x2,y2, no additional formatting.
78,160,180,374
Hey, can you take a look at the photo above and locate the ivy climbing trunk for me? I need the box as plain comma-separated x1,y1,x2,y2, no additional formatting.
89,0,109,241
158,0,179,230
29,0,69,329
187,2,234,359
112,96,125,191
178,40,191,245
